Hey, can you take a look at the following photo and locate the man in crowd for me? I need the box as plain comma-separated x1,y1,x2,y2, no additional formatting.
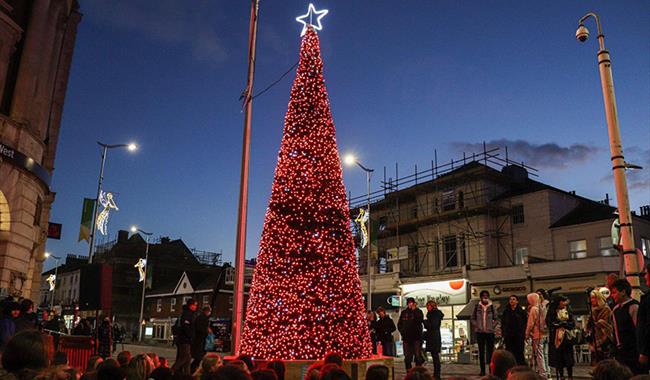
423,301,443,380
374,307,396,356
471,290,497,376
191,305,212,373
501,295,527,365
611,279,641,374
172,298,197,375
398,297,424,370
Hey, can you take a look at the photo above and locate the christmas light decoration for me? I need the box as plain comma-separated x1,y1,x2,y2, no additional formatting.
46,274,56,291
135,258,147,282
354,209,369,248
296,3,328,36
240,28,372,360
96,190,118,236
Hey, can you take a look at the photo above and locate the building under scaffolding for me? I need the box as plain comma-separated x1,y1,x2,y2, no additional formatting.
350,146,538,279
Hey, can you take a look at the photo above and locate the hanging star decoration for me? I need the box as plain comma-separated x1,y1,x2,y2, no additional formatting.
135,258,147,282
96,190,119,236
354,208,370,248
296,3,328,36
46,274,56,291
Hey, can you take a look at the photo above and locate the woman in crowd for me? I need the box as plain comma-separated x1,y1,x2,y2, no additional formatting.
125,354,155,380
192,353,221,379
97,317,112,359
547,295,575,380
586,288,613,364
366,310,378,354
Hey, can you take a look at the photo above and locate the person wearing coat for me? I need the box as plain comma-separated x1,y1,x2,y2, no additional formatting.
97,317,112,358
500,295,527,365
526,293,548,378
191,305,211,374
638,263,650,371
547,295,575,380
398,297,424,370
375,307,396,356
423,301,444,380
471,290,497,376
367,310,378,354
586,288,613,364
172,299,197,375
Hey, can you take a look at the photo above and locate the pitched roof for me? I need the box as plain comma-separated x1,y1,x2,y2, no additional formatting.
550,201,617,228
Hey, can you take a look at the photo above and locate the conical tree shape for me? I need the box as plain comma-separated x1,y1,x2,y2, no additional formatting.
240,28,372,360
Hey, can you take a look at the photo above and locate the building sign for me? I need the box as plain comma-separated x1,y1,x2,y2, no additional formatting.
0,142,51,187
48,223,62,240
401,279,469,306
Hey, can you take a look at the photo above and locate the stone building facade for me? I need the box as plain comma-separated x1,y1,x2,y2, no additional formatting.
0,0,81,299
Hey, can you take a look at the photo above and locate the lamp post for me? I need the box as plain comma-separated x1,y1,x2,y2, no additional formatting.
131,226,152,341
45,252,61,310
88,142,137,263
344,154,374,311
575,13,641,299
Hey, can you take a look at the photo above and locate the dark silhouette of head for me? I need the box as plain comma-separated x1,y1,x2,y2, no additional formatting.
323,352,343,367
1,330,49,373
490,349,517,380
591,359,633,380
235,355,255,371
366,364,389,380
266,360,285,380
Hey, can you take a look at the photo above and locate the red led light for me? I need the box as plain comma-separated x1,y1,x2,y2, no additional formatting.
240,28,372,360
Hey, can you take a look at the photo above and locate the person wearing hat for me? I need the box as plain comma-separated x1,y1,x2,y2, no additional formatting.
398,297,424,370
172,298,197,375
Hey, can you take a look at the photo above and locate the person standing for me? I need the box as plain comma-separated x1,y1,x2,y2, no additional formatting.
191,305,212,373
15,299,37,332
172,298,197,375
375,307,396,357
97,317,112,358
471,290,497,376
611,279,642,374
501,295,527,365
526,292,547,379
586,288,613,364
605,273,619,309
0,301,19,351
535,288,551,376
367,310,378,354
423,301,443,380
638,262,650,373
398,297,424,370
547,295,575,380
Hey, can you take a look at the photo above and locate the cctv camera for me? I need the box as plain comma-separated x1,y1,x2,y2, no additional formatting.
576,24,589,42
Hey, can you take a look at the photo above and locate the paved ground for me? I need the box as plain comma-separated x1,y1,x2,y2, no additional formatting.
118,343,594,379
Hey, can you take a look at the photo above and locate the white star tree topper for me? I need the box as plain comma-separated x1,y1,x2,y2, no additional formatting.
296,3,328,36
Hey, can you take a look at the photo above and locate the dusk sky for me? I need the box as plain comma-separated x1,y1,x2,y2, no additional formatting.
45,1,649,268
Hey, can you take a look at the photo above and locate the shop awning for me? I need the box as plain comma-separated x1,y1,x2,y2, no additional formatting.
455,299,478,320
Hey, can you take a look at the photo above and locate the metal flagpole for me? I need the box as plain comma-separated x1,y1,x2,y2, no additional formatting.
232,0,259,355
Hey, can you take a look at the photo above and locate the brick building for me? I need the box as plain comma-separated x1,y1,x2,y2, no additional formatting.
351,152,650,353
0,0,81,299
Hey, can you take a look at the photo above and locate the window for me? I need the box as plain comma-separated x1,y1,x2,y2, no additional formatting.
512,205,524,224
598,237,617,257
225,268,234,283
34,197,42,226
642,237,650,258
170,298,176,312
442,191,456,211
458,191,465,209
378,216,387,231
410,206,418,220
569,240,587,259
515,247,528,265
183,296,192,306
444,235,458,268
203,295,210,306
156,299,162,312
228,296,233,312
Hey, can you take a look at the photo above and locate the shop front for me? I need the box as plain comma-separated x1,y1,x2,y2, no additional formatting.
400,279,470,354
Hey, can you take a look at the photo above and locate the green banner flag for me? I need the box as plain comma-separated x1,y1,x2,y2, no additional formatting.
78,198,96,243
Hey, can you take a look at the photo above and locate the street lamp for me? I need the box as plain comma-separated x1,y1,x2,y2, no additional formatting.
45,252,61,310
88,141,138,264
344,154,374,311
575,13,641,298
131,226,152,341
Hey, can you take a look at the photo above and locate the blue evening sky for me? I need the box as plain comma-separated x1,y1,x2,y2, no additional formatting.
45,1,650,267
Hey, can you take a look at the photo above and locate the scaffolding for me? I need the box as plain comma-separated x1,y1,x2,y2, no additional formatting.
349,145,538,278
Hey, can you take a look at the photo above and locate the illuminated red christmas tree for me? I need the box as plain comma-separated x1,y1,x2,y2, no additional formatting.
240,28,372,360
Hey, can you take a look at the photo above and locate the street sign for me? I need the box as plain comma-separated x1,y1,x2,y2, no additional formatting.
47,222,62,240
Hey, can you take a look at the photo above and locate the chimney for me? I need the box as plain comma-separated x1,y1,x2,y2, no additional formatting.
160,237,171,244
640,205,650,217
117,230,129,243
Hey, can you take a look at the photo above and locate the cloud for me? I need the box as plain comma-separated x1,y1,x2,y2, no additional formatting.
451,139,601,169
600,147,650,191
85,0,227,64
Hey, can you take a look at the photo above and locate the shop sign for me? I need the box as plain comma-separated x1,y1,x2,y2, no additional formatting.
401,279,469,306
0,142,51,187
